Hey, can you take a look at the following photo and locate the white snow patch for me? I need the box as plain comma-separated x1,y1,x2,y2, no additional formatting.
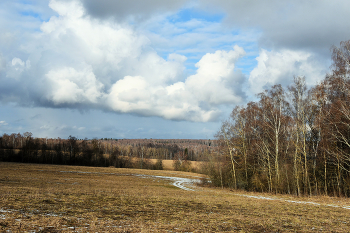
154,175,199,191
134,174,199,191
235,194,350,210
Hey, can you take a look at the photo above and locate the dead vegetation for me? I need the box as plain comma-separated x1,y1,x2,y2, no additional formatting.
1,162,350,232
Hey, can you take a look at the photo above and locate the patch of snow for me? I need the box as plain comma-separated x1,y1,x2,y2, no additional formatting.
134,174,199,191
159,176,198,191
0,209,12,213
234,194,350,210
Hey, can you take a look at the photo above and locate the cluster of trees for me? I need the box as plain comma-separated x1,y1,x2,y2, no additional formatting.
0,134,215,171
211,40,350,197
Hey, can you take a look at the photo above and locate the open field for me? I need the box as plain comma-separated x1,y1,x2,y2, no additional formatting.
1,163,350,232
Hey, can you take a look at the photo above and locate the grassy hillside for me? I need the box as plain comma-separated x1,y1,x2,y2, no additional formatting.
1,162,350,232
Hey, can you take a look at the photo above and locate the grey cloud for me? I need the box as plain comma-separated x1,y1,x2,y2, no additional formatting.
81,0,187,21
200,0,350,54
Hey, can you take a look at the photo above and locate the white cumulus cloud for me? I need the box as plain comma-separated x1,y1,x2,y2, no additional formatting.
45,66,104,105
107,45,246,121
249,49,326,94
185,45,246,105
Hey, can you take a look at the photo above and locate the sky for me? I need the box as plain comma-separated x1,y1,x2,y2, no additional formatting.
1,0,350,139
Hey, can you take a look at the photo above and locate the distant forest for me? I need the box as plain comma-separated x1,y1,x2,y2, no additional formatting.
211,40,350,197
0,134,215,170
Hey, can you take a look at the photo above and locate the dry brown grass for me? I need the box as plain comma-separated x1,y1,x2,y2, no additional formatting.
150,159,174,170
146,159,203,171
1,162,350,232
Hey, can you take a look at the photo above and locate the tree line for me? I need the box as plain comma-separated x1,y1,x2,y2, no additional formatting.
0,134,215,171
210,40,350,197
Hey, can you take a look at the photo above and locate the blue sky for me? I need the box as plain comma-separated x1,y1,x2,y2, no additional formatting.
0,0,349,139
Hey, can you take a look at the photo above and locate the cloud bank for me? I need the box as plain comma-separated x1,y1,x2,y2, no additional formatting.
0,0,247,122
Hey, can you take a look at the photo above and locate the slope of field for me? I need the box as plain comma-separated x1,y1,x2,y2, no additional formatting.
147,159,203,171
1,162,350,232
